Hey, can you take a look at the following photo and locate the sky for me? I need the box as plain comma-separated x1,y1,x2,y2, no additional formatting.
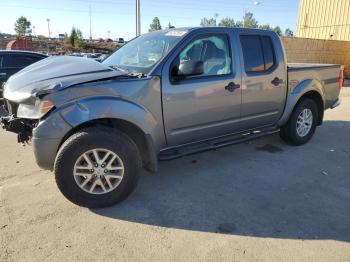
0,0,300,40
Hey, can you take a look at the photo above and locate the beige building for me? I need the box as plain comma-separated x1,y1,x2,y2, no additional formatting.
296,0,350,41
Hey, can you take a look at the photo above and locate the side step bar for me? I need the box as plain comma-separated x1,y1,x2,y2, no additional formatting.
159,127,279,161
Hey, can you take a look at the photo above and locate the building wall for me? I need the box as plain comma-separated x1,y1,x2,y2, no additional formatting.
282,37,350,74
296,0,350,41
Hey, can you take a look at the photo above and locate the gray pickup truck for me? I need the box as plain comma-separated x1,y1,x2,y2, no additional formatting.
0,28,342,208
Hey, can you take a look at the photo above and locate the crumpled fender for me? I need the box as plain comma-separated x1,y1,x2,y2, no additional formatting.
58,96,164,151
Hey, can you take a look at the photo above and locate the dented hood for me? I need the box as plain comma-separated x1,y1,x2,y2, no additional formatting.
3,56,123,103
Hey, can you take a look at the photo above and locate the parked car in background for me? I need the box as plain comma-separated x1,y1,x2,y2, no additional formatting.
94,53,111,62
0,50,48,87
0,28,342,208
116,38,125,44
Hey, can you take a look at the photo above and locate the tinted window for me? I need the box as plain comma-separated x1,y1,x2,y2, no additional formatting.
261,36,275,70
177,34,232,77
240,35,264,73
2,54,42,68
240,35,275,73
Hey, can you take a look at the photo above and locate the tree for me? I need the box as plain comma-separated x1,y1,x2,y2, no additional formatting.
66,27,83,49
273,26,283,36
200,13,219,27
218,17,236,27
243,12,258,28
259,24,273,31
149,17,162,32
200,17,216,27
63,33,70,46
167,22,175,29
284,28,294,37
14,16,31,36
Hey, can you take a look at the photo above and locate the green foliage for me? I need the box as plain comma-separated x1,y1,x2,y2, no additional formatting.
218,17,236,27
273,26,283,36
200,17,217,27
284,28,294,37
243,12,259,28
14,16,31,36
149,17,162,32
200,12,292,37
167,22,175,29
259,24,273,31
63,33,70,45
64,27,83,49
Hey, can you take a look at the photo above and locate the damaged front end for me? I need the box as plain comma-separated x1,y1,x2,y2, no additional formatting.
0,100,38,144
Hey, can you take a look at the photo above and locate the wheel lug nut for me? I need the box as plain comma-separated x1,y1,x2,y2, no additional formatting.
104,170,108,173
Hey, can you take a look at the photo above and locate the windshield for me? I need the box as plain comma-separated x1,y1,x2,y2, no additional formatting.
103,30,188,74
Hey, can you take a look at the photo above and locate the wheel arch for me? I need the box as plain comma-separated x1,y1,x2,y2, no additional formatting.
278,79,325,127
58,118,158,173
56,97,164,172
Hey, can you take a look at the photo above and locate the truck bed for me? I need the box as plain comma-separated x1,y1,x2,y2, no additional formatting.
288,63,340,71
287,63,341,109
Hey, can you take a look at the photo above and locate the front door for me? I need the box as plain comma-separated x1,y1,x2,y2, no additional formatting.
162,32,242,146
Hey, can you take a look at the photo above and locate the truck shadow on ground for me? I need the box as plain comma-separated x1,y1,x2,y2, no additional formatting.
92,120,350,242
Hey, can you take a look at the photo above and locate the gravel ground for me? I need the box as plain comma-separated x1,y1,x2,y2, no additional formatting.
1,89,350,262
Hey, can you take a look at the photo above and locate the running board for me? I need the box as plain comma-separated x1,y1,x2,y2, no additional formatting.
159,127,279,161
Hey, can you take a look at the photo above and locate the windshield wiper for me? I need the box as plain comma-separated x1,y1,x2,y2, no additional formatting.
110,65,147,79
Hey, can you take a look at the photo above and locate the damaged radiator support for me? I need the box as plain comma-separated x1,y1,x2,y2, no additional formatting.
0,105,36,144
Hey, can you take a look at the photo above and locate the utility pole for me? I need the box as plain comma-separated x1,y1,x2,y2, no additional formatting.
136,0,141,36
89,5,92,41
32,25,36,37
46,18,51,38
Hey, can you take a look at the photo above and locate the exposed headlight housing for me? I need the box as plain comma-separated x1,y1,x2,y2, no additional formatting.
17,99,55,119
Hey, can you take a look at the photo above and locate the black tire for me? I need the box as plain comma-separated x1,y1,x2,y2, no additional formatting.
54,126,141,208
279,98,319,146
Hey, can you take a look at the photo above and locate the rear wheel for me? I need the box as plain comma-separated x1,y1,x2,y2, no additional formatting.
280,98,319,146
54,126,141,208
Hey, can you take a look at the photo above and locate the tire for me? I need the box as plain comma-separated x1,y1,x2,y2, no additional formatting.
54,126,141,208
279,98,319,146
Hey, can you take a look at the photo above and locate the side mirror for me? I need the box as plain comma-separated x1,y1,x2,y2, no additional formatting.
171,60,204,82
178,60,204,77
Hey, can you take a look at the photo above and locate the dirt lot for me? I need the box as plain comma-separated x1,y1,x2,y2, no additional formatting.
1,89,350,262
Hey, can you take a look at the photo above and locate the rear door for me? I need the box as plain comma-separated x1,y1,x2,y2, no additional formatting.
239,33,287,130
161,30,242,146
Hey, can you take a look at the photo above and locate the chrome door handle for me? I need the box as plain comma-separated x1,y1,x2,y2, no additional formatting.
271,77,283,86
225,82,240,92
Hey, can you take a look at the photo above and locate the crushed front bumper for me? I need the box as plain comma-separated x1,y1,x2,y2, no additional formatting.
0,102,36,144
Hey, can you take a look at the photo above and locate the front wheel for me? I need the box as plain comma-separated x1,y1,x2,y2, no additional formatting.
280,98,319,146
54,127,141,208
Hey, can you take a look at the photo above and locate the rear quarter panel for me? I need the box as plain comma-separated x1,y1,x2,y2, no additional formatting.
278,64,340,126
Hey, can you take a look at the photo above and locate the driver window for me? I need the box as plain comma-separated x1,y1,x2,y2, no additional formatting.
178,34,232,77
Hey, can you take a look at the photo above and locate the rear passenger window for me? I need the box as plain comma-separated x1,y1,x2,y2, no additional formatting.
261,36,275,71
240,35,275,73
